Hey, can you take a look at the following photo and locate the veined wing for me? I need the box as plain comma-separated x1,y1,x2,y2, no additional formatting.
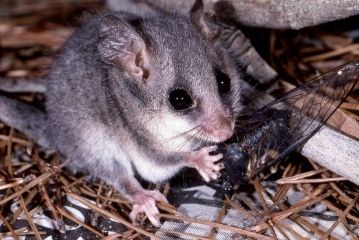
241,61,359,178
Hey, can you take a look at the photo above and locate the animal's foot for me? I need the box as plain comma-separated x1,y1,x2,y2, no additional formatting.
185,145,224,182
129,190,168,227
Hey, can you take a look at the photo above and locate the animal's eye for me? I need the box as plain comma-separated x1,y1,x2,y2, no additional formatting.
215,70,231,94
168,88,194,111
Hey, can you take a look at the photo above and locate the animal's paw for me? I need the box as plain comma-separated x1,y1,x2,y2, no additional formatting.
185,145,224,182
129,190,168,227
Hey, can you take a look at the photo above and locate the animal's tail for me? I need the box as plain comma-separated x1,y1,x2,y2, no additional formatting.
0,76,46,93
0,95,49,148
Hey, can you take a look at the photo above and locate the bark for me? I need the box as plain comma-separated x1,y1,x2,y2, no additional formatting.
212,0,359,29
107,0,359,29
301,126,359,185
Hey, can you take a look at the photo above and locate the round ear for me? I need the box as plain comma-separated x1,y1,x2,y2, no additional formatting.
98,14,152,81
190,0,220,42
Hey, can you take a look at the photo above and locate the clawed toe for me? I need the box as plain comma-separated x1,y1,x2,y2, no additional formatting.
129,190,167,227
130,202,160,227
185,145,223,182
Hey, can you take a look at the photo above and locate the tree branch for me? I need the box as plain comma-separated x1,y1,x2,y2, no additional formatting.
212,0,359,30
108,0,359,29
301,126,359,185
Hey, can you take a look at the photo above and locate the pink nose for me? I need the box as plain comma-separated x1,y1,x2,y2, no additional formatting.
211,115,234,142
214,128,233,142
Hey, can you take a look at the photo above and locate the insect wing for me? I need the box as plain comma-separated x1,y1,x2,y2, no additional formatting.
246,61,359,177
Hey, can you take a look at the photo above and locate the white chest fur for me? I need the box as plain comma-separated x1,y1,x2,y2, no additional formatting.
130,150,183,183
80,121,183,183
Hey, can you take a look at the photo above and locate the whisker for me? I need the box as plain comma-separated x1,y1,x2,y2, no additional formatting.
175,126,202,152
158,125,201,144
192,129,206,151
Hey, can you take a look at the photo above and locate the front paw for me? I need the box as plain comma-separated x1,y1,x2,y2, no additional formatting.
185,145,224,182
129,190,168,227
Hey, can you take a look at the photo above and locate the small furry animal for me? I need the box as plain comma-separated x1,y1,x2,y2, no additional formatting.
46,1,241,226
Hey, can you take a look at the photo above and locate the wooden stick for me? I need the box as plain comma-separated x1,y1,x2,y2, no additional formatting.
107,0,359,29
301,126,359,185
159,213,274,240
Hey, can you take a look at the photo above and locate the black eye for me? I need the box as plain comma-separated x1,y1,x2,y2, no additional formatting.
168,88,194,111
215,70,231,94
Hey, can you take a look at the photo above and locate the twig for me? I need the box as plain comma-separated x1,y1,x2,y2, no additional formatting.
157,229,212,240
159,213,274,240
322,194,359,239
112,0,359,29
19,196,42,240
277,169,328,183
303,43,359,62
5,128,14,176
0,135,30,146
264,189,332,222
56,206,105,238
66,193,161,240
0,212,19,240
0,173,52,206
39,183,66,233
0,175,35,191
11,188,38,224
208,199,227,239
301,126,359,186
277,177,347,184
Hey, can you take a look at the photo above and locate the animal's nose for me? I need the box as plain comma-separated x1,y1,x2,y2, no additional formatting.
214,116,234,142
215,127,233,142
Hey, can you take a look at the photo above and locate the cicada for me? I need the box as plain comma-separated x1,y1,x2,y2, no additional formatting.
213,61,359,192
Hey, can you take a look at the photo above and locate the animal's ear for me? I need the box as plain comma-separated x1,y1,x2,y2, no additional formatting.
98,14,152,82
190,0,220,42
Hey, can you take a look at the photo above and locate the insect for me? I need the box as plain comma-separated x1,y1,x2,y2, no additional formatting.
212,61,359,192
